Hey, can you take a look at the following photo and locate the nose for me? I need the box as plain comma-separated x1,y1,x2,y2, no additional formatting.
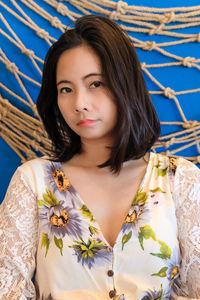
74,90,90,112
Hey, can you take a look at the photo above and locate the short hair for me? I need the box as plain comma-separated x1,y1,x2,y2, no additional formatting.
36,14,160,173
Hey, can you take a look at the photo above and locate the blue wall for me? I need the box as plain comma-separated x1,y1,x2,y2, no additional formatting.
1,0,200,203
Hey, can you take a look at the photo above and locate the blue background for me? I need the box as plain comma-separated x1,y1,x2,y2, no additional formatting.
0,0,200,203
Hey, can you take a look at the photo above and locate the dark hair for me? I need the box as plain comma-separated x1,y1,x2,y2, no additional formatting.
37,14,160,173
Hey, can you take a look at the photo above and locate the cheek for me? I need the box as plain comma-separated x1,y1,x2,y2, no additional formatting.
57,99,71,121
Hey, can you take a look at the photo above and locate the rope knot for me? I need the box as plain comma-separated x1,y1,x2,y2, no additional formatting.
181,56,195,67
6,62,18,73
140,62,146,70
196,33,200,42
164,137,175,148
26,149,36,160
50,17,62,28
148,24,163,36
161,12,175,24
33,130,42,142
116,0,128,14
109,11,121,20
31,140,40,152
56,3,68,15
165,150,171,156
0,104,8,120
21,46,34,56
36,28,50,39
163,87,175,98
143,41,157,51
182,120,198,128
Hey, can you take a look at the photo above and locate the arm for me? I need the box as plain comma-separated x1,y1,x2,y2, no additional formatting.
173,158,200,298
0,168,38,300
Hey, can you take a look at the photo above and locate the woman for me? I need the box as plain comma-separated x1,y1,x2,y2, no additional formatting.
0,15,200,300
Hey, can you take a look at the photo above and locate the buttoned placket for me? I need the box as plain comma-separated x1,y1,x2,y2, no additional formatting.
106,246,117,299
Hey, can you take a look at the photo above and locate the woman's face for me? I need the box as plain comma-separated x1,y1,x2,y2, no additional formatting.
56,44,118,145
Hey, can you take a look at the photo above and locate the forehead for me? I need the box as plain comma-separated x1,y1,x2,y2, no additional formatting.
56,44,102,79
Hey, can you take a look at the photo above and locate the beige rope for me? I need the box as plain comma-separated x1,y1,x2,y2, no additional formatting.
0,0,200,164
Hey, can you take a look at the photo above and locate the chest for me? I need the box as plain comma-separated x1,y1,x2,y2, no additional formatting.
62,165,147,247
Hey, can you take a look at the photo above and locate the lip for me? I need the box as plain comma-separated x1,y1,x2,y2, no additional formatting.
77,119,97,127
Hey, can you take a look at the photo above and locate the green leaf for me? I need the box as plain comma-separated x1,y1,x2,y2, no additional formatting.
154,161,161,168
88,249,94,258
150,187,166,193
138,225,156,250
89,240,95,250
132,189,148,205
150,240,172,260
158,240,172,259
42,189,60,206
41,232,50,257
138,232,144,250
158,167,168,177
151,266,168,277
80,245,88,251
38,199,47,207
150,253,169,259
54,236,63,256
122,231,132,250
141,225,156,240
89,225,99,235
82,251,88,259
79,205,95,222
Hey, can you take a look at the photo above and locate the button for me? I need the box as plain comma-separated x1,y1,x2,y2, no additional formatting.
107,270,114,277
109,289,116,298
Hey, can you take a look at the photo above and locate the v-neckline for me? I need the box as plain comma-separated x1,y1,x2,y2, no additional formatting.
57,152,153,249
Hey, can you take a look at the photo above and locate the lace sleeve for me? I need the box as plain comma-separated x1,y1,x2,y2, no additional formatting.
0,168,38,300
173,158,200,298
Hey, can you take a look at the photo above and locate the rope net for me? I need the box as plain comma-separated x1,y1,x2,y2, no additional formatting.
0,0,200,163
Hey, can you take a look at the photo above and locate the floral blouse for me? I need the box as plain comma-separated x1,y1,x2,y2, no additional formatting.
0,153,200,300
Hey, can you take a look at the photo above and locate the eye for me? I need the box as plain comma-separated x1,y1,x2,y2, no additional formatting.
90,81,104,88
60,87,72,94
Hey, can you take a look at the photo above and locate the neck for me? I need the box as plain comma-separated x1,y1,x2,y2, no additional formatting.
75,138,112,168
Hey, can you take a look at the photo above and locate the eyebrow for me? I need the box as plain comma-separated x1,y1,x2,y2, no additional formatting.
56,73,104,86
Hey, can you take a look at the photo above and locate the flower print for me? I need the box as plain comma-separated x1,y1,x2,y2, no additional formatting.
44,162,71,193
122,189,150,234
150,240,172,260
69,236,112,269
154,159,168,177
79,204,96,222
149,187,166,209
138,225,156,250
166,247,180,287
38,189,83,240
121,230,132,250
141,284,170,300
168,157,178,175
89,225,100,236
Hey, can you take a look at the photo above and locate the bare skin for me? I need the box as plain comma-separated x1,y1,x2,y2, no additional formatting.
57,45,149,247
61,142,149,248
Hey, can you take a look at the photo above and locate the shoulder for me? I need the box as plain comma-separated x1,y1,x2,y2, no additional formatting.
149,151,199,175
170,156,200,209
14,156,56,193
17,156,52,174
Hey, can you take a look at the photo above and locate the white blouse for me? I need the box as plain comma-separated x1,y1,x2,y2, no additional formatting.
0,153,200,299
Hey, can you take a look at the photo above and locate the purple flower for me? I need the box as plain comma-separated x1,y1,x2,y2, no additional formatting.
69,237,112,269
141,284,170,300
122,203,150,234
166,247,180,286
38,189,83,240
